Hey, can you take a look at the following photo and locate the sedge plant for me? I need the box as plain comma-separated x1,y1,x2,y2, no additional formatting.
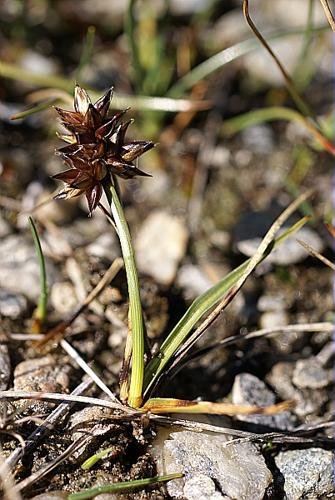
51,84,311,414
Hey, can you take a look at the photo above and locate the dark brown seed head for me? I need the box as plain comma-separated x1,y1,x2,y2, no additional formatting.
53,85,154,213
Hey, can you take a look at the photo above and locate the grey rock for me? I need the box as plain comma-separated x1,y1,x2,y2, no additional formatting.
152,429,272,500
232,373,295,430
14,356,72,412
69,406,114,460
170,0,208,16
135,211,188,286
86,233,120,261
316,342,334,367
0,343,11,390
259,310,289,330
0,216,10,238
19,50,58,76
257,294,287,312
0,290,28,319
30,494,67,500
235,209,324,265
50,281,78,315
183,474,226,500
269,329,303,354
275,448,334,499
176,264,212,300
267,362,328,417
241,125,275,154
292,358,331,389
0,235,57,302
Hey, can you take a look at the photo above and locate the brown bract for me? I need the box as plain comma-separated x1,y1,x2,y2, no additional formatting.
53,85,154,213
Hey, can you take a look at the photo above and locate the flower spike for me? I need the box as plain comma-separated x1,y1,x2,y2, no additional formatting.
53,86,155,213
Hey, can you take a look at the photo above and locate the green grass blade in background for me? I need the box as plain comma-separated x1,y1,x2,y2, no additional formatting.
75,26,96,82
221,106,335,155
125,0,144,92
28,216,48,330
167,24,328,98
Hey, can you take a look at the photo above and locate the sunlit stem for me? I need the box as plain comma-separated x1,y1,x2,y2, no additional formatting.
104,181,144,408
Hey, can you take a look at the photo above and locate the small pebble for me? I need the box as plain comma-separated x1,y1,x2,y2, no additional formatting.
69,406,115,460
275,448,334,499
257,294,286,312
135,211,188,286
234,209,324,266
0,290,28,319
14,356,72,412
292,358,331,389
50,281,78,315
259,310,289,330
0,216,10,238
176,264,212,300
86,232,120,261
267,362,328,417
232,373,295,430
241,124,275,154
0,235,57,302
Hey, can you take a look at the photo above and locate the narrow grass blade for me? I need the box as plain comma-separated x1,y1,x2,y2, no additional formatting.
75,26,96,82
67,473,183,500
242,0,314,120
143,192,312,396
167,24,328,98
221,107,335,155
0,61,207,113
81,446,118,470
125,0,144,92
104,184,145,408
11,99,57,120
319,0,335,31
143,397,293,416
147,217,309,396
28,217,48,331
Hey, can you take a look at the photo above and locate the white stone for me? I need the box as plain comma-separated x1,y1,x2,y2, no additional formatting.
152,429,272,499
135,211,188,286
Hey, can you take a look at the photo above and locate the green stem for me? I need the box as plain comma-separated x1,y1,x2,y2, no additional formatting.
68,473,183,500
104,183,144,408
28,217,48,327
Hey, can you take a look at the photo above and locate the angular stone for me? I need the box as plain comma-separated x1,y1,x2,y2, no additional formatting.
292,358,331,389
275,448,334,499
232,373,295,430
14,356,72,412
152,429,272,499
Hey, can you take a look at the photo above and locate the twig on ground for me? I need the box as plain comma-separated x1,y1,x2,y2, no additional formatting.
13,436,90,494
319,0,335,31
297,239,335,270
33,257,123,350
0,447,22,500
60,339,119,402
2,379,94,473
